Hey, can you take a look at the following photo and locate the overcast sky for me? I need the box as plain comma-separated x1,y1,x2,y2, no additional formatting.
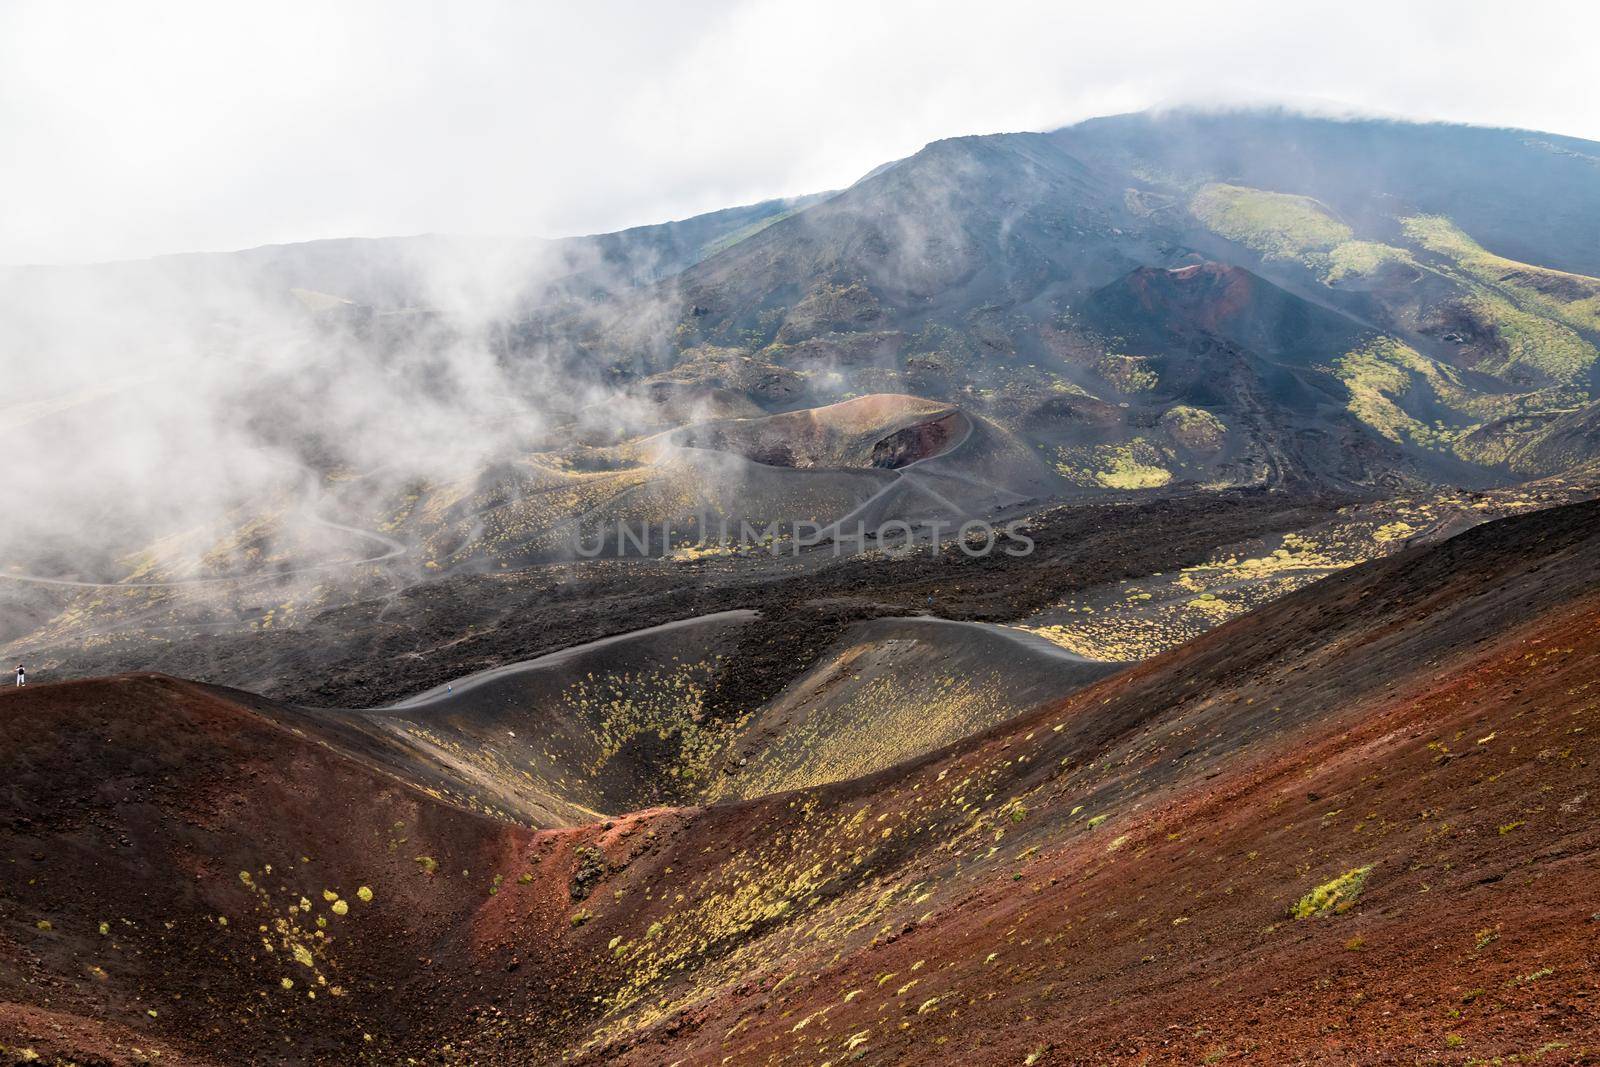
4,0,1597,265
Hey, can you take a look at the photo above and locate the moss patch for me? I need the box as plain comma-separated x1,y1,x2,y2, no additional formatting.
1290,865,1371,919
1323,241,1414,284
1403,214,1600,334
1083,440,1174,490
1191,184,1351,262
1160,405,1228,453
1333,337,1476,449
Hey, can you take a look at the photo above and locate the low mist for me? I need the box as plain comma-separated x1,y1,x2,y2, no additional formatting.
0,233,696,582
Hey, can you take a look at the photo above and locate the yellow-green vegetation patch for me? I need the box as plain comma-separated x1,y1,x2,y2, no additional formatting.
1096,353,1159,393
1026,490,1569,663
1510,966,1553,986
1463,289,1597,384
1160,405,1227,453
1190,183,1351,262
1091,440,1173,490
563,661,740,787
1449,390,1599,473
1291,865,1371,919
1335,330,1592,471
1333,337,1473,449
234,861,343,996
1402,214,1600,334
1323,241,1415,284
1187,592,1232,621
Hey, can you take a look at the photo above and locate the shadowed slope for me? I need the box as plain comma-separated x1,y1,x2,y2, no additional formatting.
292,611,1117,826
0,674,533,1066
296,609,758,826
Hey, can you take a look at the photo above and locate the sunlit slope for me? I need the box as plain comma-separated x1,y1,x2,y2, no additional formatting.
702,617,1118,801
296,611,761,825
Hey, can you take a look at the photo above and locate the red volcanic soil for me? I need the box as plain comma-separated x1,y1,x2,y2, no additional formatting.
3,499,1600,1064
0,676,543,1065
1122,262,1258,333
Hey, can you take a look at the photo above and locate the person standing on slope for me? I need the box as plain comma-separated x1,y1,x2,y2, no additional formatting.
14,665,23,687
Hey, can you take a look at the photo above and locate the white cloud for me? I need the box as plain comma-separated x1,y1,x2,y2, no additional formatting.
3,0,1596,264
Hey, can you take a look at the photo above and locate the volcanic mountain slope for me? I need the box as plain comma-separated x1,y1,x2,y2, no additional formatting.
11,112,1600,552
22,113,1595,585
578,110,1600,490
10,110,1600,701
4,500,1600,1064
1067,110,1600,277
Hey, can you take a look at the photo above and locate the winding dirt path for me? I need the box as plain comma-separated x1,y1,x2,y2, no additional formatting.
378,609,1115,715
380,609,762,710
